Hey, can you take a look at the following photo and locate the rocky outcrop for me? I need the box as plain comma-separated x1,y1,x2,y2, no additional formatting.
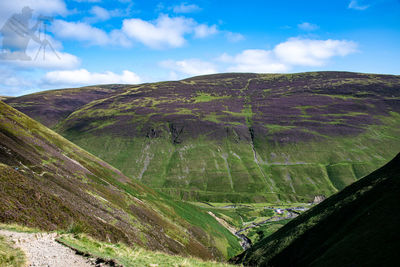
311,195,326,204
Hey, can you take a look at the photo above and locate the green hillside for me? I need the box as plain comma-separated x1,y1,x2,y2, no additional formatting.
231,152,400,266
0,101,241,260
6,72,400,202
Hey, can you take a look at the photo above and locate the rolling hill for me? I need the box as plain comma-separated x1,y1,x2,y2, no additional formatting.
0,100,241,260
6,71,400,202
5,84,130,128
231,152,400,266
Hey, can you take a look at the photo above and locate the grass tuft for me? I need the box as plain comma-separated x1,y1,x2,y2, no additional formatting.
0,235,26,267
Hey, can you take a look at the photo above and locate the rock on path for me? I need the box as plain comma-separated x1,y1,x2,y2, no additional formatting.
0,229,94,267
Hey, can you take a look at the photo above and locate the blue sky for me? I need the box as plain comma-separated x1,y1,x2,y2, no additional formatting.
0,0,399,96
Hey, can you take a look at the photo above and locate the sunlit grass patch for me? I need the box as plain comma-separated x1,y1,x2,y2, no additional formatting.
193,93,230,103
58,234,235,267
0,223,43,233
0,235,26,267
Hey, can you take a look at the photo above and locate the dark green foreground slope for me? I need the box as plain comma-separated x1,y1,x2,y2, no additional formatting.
0,101,241,260
232,153,400,266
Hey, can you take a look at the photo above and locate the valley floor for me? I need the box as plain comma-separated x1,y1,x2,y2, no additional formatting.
192,202,311,247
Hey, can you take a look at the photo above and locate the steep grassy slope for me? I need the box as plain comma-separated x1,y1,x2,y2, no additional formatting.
7,72,400,202
0,101,241,260
231,153,400,266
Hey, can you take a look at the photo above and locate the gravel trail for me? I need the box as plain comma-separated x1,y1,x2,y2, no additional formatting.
0,229,94,267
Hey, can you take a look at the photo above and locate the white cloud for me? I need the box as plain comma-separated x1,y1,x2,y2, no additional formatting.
348,0,370,10
109,30,132,47
0,67,34,96
51,20,131,47
0,0,68,16
0,33,80,70
7,51,81,70
0,0,68,27
173,3,202,13
122,15,193,48
0,67,141,96
219,38,358,73
194,24,218,38
73,0,101,2
225,32,245,42
42,69,141,86
274,38,357,66
90,6,111,21
160,38,357,77
221,50,289,73
85,5,132,24
123,14,217,49
298,22,319,31
51,20,109,45
51,15,218,49
160,59,217,76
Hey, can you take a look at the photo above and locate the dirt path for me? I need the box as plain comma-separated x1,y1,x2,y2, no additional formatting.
0,229,94,267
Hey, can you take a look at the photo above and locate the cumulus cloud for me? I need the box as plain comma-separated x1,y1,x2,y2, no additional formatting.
0,67,35,96
7,51,80,70
194,24,218,38
160,38,357,77
298,22,319,31
122,15,194,48
0,33,80,70
51,20,131,47
73,0,101,3
51,20,109,45
85,5,132,24
0,0,67,16
274,38,357,66
173,3,202,13
160,59,217,76
89,6,111,21
348,0,370,10
0,0,68,27
42,69,141,86
220,50,289,73
220,38,357,73
225,32,245,42
122,14,218,49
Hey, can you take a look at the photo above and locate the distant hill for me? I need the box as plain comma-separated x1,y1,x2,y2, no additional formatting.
0,101,241,260
5,84,130,128
0,96,12,101
231,152,400,266
6,72,400,202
